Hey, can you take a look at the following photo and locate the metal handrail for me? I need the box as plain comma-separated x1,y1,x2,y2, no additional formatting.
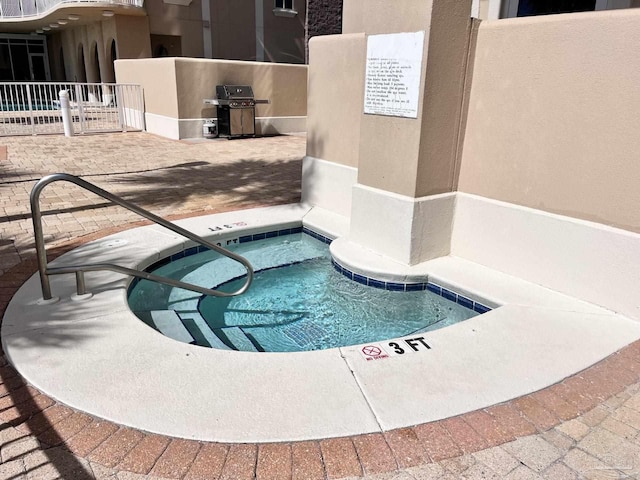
30,173,254,301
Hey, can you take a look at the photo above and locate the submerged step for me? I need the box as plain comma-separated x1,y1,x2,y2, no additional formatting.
177,311,232,350
215,326,259,352
144,310,195,344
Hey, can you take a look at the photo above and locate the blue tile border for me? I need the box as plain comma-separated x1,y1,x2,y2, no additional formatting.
128,224,494,316
239,226,305,244
129,225,322,294
441,288,457,302
302,227,332,244
330,259,493,314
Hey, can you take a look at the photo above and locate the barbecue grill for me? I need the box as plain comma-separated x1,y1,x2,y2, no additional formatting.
203,85,269,139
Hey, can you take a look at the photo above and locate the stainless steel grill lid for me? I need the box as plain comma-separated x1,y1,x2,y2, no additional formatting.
216,85,255,100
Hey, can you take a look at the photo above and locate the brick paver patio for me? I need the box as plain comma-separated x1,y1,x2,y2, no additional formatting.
1,132,639,479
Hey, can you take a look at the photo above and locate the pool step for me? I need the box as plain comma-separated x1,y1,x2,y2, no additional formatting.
177,311,232,350
215,327,259,352
144,310,195,344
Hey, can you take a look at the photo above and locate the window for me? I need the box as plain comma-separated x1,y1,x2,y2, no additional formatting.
275,0,293,9
273,0,296,16
516,0,595,16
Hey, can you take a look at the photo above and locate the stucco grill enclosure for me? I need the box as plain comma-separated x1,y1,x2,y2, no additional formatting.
204,85,269,138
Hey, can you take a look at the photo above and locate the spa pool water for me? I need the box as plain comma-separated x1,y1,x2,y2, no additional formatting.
128,232,478,352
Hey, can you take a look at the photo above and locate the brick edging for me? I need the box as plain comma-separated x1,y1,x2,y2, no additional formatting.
1,222,639,479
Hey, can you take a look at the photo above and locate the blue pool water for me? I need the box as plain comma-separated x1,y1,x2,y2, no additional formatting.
0,102,56,112
128,232,478,352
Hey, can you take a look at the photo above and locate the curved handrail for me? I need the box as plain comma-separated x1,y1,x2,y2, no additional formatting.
30,173,254,300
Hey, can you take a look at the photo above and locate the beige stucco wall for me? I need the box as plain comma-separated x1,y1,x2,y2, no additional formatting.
114,16,152,59
115,57,307,120
341,0,362,34
207,0,305,63
342,0,432,35
145,0,203,57
415,4,473,197
175,58,307,119
306,34,365,168
458,9,640,233
115,58,179,118
210,0,256,60
263,1,306,63
357,0,472,198
318,0,471,195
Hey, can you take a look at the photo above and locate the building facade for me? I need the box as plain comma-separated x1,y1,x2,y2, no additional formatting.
0,0,317,83
2,0,636,83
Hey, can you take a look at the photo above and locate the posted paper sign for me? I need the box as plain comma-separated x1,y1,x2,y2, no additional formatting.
364,31,424,119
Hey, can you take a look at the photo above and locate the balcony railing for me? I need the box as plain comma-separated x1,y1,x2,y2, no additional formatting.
0,0,143,19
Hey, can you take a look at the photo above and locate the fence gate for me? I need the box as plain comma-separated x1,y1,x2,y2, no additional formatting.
0,82,145,136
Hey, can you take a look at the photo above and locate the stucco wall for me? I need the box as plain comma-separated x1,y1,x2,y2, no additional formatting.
357,0,471,198
114,57,307,119
342,0,432,34
115,58,179,118
145,0,204,57
114,16,152,59
414,3,473,197
312,0,471,193
341,0,363,34
174,58,307,119
458,9,640,233
263,1,306,63
210,0,256,60
306,33,365,168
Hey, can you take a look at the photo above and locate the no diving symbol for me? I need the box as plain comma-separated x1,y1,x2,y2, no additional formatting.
360,337,431,362
362,345,383,357
361,344,388,361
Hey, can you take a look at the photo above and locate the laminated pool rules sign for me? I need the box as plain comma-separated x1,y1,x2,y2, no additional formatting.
364,31,425,119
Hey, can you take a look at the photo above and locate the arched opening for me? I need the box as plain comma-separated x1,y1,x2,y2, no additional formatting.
153,44,169,57
83,42,102,103
77,45,87,82
102,39,118,106
92,42,102,83
103,39,117,83
59,47,66,81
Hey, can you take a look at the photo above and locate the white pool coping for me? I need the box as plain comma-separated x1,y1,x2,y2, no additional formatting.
3,204,640,443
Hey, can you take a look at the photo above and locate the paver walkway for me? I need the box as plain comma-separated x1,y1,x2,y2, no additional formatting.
0,133,304,276
1,132,640,480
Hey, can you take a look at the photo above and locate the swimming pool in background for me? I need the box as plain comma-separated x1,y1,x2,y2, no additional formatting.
128,230,479,352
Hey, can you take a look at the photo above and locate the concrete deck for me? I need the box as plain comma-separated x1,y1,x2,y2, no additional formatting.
1,132,640,479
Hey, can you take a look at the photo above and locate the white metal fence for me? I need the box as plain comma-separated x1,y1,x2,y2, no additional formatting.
0,82,145,136
0,0,143,18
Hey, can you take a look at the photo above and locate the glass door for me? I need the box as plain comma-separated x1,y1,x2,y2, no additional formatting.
28,53,48,81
